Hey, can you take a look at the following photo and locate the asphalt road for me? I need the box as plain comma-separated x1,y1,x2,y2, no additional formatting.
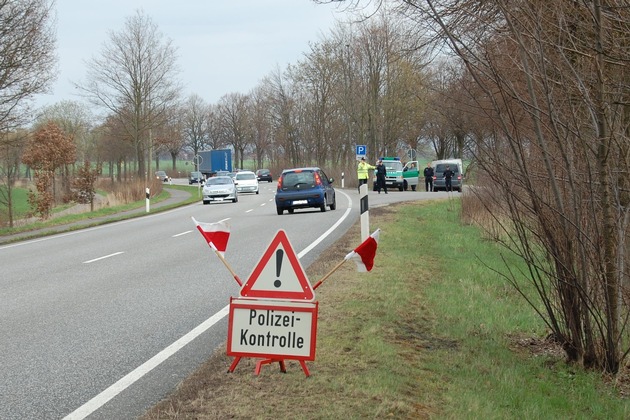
0,181,454,419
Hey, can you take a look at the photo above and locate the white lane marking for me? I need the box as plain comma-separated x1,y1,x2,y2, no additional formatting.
173,230,192,237
298,190,352,258
62,306,230,420
83,252,124,264
62,193,352,419
260,203,266,206
246,209,253,213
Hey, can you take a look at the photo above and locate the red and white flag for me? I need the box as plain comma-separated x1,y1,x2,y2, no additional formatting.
345,229,380,272
192,217,230,255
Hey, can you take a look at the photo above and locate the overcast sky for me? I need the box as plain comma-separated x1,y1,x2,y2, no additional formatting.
34,0,345,109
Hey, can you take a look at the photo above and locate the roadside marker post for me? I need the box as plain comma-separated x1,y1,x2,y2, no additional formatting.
359,183,369,241
145,187,150,212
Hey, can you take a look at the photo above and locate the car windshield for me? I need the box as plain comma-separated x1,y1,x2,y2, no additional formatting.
236,173,256,180
258,169,269,175
384,161,402,171
191,172,201,177
206,177,232,185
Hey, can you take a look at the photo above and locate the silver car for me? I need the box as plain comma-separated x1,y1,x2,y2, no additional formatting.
202,176,238,204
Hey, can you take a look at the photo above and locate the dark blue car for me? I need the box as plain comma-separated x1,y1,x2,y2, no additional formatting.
275,167,336,215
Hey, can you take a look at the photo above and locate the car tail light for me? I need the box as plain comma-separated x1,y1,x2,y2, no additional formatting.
277,176,283,189
457,175,462,180
313,171,323,186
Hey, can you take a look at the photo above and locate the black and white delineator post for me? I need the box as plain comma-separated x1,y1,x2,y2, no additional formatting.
359,183,369,241
145,187,150,212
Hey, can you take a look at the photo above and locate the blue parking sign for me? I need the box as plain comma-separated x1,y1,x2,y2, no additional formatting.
356,145,367,156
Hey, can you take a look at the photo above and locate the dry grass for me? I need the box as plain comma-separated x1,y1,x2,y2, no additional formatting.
97,178,163,207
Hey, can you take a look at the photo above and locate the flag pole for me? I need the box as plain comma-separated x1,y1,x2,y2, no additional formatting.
211,244,243,287
312,258,348,290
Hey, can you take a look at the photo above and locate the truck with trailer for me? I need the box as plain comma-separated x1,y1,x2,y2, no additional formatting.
197,149,233,178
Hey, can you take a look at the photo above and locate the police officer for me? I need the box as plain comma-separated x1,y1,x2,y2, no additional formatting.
375,160,388,194
357,157,376,193
423,162,434,192
443,165,454,192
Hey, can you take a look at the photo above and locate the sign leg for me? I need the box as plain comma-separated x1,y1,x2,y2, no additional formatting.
228,356,241,373
299,360,311,377
254,358,287,375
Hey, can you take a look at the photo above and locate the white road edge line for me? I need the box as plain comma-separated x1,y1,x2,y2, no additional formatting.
63,191,352,419
82,252,124,264
62,306,230,420
172,230,192,237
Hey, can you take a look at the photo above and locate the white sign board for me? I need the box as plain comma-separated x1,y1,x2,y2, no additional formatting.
227,298,318,359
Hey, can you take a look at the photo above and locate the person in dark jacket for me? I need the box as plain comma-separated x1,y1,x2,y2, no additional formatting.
443,165,454,192
375,160,388,194
423,162,434,192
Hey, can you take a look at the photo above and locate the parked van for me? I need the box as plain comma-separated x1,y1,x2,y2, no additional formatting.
431,159,463,192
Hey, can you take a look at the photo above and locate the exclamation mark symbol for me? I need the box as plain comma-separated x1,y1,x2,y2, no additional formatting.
274,249,284,288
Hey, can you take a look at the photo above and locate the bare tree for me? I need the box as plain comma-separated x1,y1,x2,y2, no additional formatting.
263,68,303,167
291,39,343,167
77,10,181,179
249,86,274,170
0,0,56,129
387,0,630,374
95,116,135,182
217,93,251,170
154,104,185,171
182,94,210,168
318,0,630,374
205,104,224,151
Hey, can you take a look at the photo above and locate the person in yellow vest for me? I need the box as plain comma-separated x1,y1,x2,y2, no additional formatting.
357,157,376,193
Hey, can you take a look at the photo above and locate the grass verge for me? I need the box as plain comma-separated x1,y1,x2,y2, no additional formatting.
0,185,200,237
141,199,630,419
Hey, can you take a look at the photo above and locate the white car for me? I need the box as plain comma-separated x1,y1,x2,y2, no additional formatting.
234,171,259,194
202,176,238,204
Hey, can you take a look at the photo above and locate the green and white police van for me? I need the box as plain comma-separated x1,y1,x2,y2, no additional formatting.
372,157,420,191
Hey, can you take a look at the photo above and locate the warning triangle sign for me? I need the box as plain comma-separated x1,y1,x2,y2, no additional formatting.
240,230,315,301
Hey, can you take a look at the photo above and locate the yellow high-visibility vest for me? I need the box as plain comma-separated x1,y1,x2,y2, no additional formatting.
357,161,375,180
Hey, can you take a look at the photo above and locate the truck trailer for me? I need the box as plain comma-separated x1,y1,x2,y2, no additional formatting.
198,149,233,178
